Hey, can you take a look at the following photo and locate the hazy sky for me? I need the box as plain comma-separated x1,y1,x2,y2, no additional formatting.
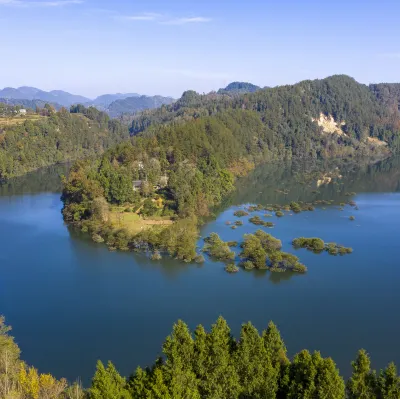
1,0,399,98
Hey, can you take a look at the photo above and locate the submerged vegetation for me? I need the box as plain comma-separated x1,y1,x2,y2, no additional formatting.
2,315,399,399
292,237,353,255
203,233,235,261
240,230,306,273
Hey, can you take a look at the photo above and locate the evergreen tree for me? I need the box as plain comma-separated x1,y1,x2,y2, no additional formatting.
235,322,278,398
377,362,400,399
128,366,150,398
202,316,240,399
162,320,200,399
286,350,318,398
315,357,345,399
147,367,171,399
89,360,130,399
347,349,377,399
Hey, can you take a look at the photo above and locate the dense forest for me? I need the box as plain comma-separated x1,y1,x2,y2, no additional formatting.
107,95,175,117
217,81,261,95
0,104,129,179
1,315,399,398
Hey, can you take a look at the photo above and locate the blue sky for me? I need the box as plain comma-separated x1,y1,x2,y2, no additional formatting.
0,0,399,98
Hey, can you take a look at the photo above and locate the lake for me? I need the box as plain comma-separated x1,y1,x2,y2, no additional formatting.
1,158,400,385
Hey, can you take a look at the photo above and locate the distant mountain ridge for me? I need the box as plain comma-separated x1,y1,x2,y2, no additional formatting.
0,86,90,107
0,86,173,115
107,95,175,117
218,81,261,95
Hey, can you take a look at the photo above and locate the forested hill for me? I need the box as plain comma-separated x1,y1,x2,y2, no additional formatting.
107,95,175,117
0,105,129,179
130,75,400,154
217,81,261,95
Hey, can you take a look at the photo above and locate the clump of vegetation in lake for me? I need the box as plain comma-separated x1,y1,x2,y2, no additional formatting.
240,230,306,273
150,250,162,260
227,241,238,247
235,220,243,226
275,211,284,217
293,237,353,256
225,221,232,225
241,260,255,270
92,233,104,243
225,263,239,273
348,200,357,207
349,216,355,221
264,213,273,217
290,201,302,213
194,254,205,263
292,237,325,253
249,216,274,227
234,210,249,217
249,215,265,225
203,233,235,261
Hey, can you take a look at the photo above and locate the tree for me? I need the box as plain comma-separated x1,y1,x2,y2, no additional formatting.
377,362,400,399
89,360,130,399
162,320,200,399
235,322,278,398
201,316,240,399
347,349,377,399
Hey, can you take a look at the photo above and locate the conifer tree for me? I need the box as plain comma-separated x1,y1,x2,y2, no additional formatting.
377,362,400,399
315,357,345,399
202,316,240,399
162,320,200,399
347,349,377,399
235,322,278,398
89,360,130,399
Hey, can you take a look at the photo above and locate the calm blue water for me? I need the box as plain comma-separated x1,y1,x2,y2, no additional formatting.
1,159,400,384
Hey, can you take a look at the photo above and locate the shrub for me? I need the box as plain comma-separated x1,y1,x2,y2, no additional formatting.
275,211,284,217
234,210,249,217
225,263,239,273
242,261,255,270
264,222,274,228
349,216,355,221
290,201,302,213
195,254,205,263
235,220,243,226
203,233,235,261
292,237,325,252
150,251,162,260
92,233,104,243
249,216,264,225
227,241,238,247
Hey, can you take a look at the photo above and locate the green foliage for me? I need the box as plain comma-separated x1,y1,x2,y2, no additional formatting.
292,237,325,252
89,360,131,399
0,108,129,179
203,233,235,261
233,210,249,217
347,349,377,399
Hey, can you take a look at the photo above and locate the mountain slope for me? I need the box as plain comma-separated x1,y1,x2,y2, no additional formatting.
218,81,261,95
0,106,129,179
107,95,175,117
0,98,62,110
89,93,140,108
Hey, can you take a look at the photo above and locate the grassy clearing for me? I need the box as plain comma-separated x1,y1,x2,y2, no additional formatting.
0,115,45,127
108,210,173,234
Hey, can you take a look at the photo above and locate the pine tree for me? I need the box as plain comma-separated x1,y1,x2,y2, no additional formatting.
235,322,278,398
315,357,345,399
162,320,200,399
263,321,290,397
202,316,240,399
128,366,150,398
377,362,400,399
147,367,171,399
347,349,377,399
193,324,208,395
89,360,130,399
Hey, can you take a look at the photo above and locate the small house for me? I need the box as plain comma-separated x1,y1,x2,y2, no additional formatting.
19,109,27,115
